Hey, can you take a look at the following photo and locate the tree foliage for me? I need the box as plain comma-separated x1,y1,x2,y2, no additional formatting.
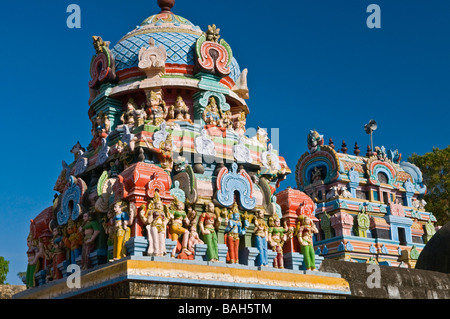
408,146,450,226
0,256,9,285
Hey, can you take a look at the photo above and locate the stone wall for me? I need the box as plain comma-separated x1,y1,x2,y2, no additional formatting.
0,285,26,299
320,259,450,299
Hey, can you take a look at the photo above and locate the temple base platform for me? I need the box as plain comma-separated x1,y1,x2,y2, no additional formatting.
14,256,350,299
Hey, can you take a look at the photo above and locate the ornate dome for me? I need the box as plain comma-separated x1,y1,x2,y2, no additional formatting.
110,10,241,82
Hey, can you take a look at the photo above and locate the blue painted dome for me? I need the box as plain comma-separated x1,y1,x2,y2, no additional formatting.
110,12,241,82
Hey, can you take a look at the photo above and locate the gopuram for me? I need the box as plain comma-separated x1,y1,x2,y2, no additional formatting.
17,1,351,299
295,130,438,268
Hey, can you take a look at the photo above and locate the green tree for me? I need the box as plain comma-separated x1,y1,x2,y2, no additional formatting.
409,146,450,226
0,256,10,284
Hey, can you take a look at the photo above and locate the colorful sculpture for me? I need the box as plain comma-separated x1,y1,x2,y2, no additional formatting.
198,202,222,262
112,201,130,261
253,209,269,267
26,1,303,290
80,212,101,270
139,192,170,257
268,215,292,269
224,203,248,264
168,197,191,257
295,215,319,271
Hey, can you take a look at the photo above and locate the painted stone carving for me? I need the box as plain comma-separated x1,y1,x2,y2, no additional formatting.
97,138,110,166
80,212,101,270
91,111,111,151
195,129,216,156
232,68,249,99
112,200,131,261
198,202,222,262
216,163,256,210
307,130,324,153
138,37,167,78
202,96,222,127
88,36,117,90
224,203,248,264
234,111,247,136
145,90,168,126
168,197,191,258
268,215,292,269
168,96,191,122
50,226,66,280
139,191,170,256
261,143,281,171
295,215,319,271
233,136,253,163
195,24,232,77
57,176,87,226
253,209,269,267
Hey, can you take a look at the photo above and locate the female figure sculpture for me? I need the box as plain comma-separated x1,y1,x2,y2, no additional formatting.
112,201,130,261
169,96,191,121
295,215,319,271
254,209,269,267
80,212,101,270
64,219,83,265
50,226,66,280
146,90,168,126
168,197,191,257
198,202,222,262
268,215,292,269
139,191,170,256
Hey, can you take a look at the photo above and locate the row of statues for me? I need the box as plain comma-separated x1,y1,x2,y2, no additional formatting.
136,191,319,270
90,92,248,150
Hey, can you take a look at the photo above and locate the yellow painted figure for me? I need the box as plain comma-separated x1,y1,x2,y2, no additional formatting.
112,201,130,261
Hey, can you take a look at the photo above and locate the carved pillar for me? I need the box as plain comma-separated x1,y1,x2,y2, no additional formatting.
330,212,354,237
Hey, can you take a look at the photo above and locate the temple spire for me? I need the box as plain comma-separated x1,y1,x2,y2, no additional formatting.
158,0,175,13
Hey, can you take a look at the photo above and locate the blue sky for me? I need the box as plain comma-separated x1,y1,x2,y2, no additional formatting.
0,0,449,285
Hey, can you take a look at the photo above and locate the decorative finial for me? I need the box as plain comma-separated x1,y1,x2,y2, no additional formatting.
158,0,175,13
328,138,335,149
366,145,373,157
354,142,360,156
341,140,347,154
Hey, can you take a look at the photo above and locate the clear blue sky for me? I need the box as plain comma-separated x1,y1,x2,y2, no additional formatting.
0,0,448,285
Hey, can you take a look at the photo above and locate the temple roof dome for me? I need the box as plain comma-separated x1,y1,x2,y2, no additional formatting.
110,10,241,82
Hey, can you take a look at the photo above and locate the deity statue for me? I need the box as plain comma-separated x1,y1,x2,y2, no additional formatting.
168,197,191,258
221,110,234,130
146,90,168,126
79,212,101,270
253,209,269,267
186,205,198,225
198,202,222,262
139,191,170,257
116,141,134,169
154,133,174,172
111,201,131,261
295,215,319,271
268,215,292,269
307,130,324,153
311,167,322,183
90,111,111,150
234,111,247,136
26,234,44,288
63,219,83,265
168,96,191,121
224,203,248,264
50,226,66,280
186,222,203,255
103,209,116,260
202,97,222,127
